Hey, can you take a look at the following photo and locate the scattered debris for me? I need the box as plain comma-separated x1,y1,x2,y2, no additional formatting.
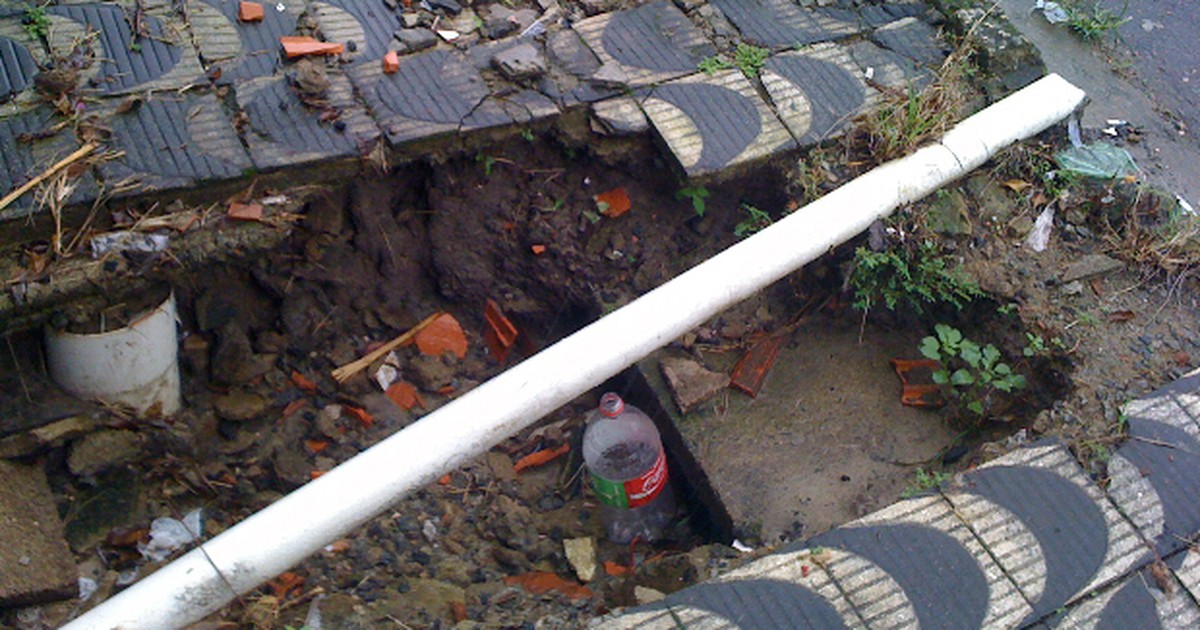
563,537,597,582
415,312,468,359
659,356,729,413
634,585,665,604
0,143,97,213
594,187,631,218
531,244,547,255
731,539,754,553
227,202,264,221
1033,0,1069,25
729,335,785,397
280,36,345,59
1056,143,1139,179
89,231,169,258
382,50,400,74
483,300,519,364
385,380,425,410
331,312,443,383
238,1,265,22
889,358,946,408
503,572,592,600
1025,205,1055,252
138,509,203,562
512,443,569,473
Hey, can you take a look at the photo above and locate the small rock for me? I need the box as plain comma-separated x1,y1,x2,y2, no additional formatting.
634,585,666,604
394,28,437,52
493,42,547,80
427,0,462,15
0,415,99,459
1061,254,1125,283
483,4,519,38
591,97,649,136
926,189,972,236
408,354,457,392
563,537,597,582
68,430,144,477
660,357,730,413
591,62,629,87
486,451,517,481
0,461,78,606
213,391,270,422
400,12,421,28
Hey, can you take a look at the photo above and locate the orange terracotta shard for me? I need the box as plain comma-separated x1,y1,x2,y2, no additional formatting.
382,50,400,74
415,312,468,358
604,561,632,577
531,244,546,255
268,572,305,599
342,405,375,428
729,335,785,397
386,381,426,411
290,370,318,393
513,443,569,473
889,358,947,408
483,299,519,364
280,36,345,59
238,1,264,22
594,187,631,218
504,572,593,600
227,201,263,221
305,439,329,453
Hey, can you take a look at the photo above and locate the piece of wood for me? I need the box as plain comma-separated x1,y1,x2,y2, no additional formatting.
0,143,97,213
331,312,443,383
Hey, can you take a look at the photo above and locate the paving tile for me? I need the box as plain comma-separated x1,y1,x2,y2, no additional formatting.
870,17,948,69
809,494,1030,630
187,0,305,83
859,2,928,28
843,39,932,92
44,3,204,94
1173,546,1200,605
350,48,557,148
709,0,859,49
0,460,77,606
1106,417,1200,555
1122,383,1200,439
311,0,399,66
0,109,96,219
942,441,1152,624
236,74,380,169
573,1,715,89
1149,367,1200,434
98,92,251,192
638,68,794,178
760,43,875,146
599,547,864,629
0,31,38,101
1045,560,1200,629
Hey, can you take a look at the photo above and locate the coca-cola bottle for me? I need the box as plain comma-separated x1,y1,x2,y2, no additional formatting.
583,392,675,543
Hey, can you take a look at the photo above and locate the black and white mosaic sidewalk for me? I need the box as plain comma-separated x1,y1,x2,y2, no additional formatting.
599,369,1200,628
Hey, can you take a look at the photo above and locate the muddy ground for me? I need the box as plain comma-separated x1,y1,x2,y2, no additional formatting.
4,82,1200,630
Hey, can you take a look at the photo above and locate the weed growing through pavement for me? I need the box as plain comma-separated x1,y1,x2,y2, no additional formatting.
676,186,710,217
22,5,50,41
734,203,773,237
698,43,770,78
850,239,983,316
698,55,731,75
920,323,1027,418
901,468,951,498
1060,0,1129,41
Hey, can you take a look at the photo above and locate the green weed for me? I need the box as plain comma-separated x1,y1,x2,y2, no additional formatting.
920,324,1027,417
850,240,983,315
476,153,496,176
22,6,50,41
901,468,950,498
732,43,769,78
676,186,710,217
734,204,773,237
698,55,731,75
1061,1,1129,40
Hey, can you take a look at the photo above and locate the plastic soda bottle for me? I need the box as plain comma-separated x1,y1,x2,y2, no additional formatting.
582,392,675,543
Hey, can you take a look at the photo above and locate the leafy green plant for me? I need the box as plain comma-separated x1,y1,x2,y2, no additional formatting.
698,55,731,75
850,240,983,315
676,186,710,217
734,203,772,237
901,467,950,498
920,324,1027,417
996,303,1018,316
732,43,769,78
1062,0,1129,40
1023,332,1067,357
520,128,535,142
476,153,496,176
22,6,50,40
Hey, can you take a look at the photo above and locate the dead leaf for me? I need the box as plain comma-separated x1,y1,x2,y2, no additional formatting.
1149,560,1175,594
503,572,593,600
114,95,143,114
1002,179,1032,193
415,313,468,359
385,381,426,410
594,187,631,218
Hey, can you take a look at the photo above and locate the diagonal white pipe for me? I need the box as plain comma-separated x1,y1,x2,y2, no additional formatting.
66,73,1085,629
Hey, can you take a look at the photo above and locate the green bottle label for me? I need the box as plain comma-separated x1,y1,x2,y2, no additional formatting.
590,472,629,509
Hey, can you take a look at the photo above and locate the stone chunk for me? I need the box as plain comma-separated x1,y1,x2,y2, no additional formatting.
395,28,438,53
213,390,271,422
427,0,463,15
0,460,78,607
1062,254,1125,283
493,42,548,80
591,97,649,136
68,430,144,477
660,357,729,413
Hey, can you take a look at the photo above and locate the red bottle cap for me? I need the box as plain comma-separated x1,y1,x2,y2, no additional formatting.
599,392,624,417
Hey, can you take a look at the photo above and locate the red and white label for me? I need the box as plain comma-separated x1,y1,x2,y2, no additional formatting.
625,448,668,508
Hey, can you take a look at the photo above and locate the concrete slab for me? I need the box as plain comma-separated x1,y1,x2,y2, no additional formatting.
870,17,948,69
1149,367,1200,434
0,460,77,607
809,495,1031,629
1046,560,1200,629
349,48,557,148
311,0,398,66
0,32,38,101
638,68,794,178
760,43,875,146
708,0,859,49
943,441,1151,624
573,1,716,89
844,39,932,92
45,3,204,94
237,74,381,169
99,92,251,192
1106,416,1200,555
187,0,306,83
0,109,97,219
599,547,864,629
859,2,929,28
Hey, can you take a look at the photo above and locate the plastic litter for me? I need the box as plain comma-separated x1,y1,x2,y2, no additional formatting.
303,594,325,630
1055,142,1139,179
78,577,98,601
90,231,169,258
1067,115,1083,147
1033,0,1069,24
1179,196,1196,216
138,509,203,562
1025,205,1056,252
520,18,548,39
731,539,754,553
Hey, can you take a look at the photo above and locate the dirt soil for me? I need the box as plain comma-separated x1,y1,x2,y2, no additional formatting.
5,75,1200,630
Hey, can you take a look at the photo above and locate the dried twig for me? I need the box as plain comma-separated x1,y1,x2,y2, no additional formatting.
0,143,97,212
330,312,443,383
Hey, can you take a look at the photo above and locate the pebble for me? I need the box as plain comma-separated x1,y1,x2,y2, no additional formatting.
536,494,565,511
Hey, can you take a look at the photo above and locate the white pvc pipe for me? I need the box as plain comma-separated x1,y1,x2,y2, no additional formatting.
66,74,1085,629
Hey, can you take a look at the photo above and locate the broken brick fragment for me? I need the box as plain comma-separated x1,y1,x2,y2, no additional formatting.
238,1,265,22
382,50,400,74
483,299,519,364
280,36,345,59
594,187,631,218
729,334,784,397
227,202,263,221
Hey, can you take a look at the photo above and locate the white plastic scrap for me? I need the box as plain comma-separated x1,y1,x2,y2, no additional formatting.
731,539,754,553
90,231,169,259
1033,0,1069,24
1025,205,1056,252
304,594,325,630
78,577,98,601
372,351,403,391
1179,196,1196,215
138,509,203,562
520,17,548,39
